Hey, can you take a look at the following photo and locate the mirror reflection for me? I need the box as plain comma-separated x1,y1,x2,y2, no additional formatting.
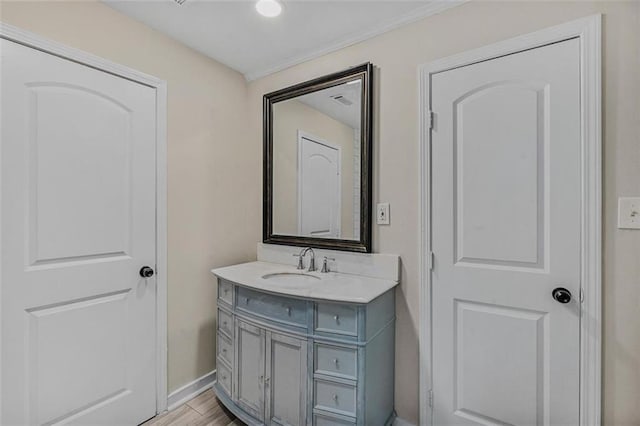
272,78,362,240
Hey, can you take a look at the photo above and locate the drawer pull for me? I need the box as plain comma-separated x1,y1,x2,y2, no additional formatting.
222,348,227,353
245,297,250,304
333,315,340,324
286,307,292,316
333,358,339,366
332,394,339,402
223,288,229,294
223,321,228,327
222,374,227,380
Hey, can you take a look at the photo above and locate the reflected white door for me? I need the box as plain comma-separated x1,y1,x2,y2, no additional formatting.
1,39,157,425
298,133,341,238
430,39,581,425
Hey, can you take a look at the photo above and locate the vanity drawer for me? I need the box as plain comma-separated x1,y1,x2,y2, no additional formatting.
218,308,233,338
315,343,357,380
218,279,233,306
313,413,356,426
314,379,357,417
315,303,358,336
217,360,232,396
236,286,307,328
217,331,233,366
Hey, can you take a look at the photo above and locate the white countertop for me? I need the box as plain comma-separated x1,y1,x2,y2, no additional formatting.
211,261,399,304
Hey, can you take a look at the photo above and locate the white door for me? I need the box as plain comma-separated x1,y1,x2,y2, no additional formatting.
1,39,158,425
430,39,581,425
298,133,340,238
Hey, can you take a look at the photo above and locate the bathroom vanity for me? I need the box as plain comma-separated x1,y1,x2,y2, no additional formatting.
211,245,399,426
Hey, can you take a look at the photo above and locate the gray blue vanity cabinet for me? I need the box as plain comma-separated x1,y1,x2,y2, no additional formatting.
212,275,396,426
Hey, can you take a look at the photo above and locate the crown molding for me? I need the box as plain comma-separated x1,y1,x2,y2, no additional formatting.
244,0,469,81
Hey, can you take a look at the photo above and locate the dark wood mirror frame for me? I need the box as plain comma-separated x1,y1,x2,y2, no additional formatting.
263,63,373,253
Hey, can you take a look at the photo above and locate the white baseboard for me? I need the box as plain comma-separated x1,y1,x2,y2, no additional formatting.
394,417,416,426
167,370,217,411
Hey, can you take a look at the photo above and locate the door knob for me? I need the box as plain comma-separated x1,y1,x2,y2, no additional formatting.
552,287,572,304
139,266,155,278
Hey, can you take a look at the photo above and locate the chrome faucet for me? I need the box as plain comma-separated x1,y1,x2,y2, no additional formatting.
321,256,336,273
292,251,305,270
293,247,316,272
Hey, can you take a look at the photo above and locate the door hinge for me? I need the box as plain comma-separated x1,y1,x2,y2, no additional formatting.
427,111,435,130
428,389,433,407
427,251,434,271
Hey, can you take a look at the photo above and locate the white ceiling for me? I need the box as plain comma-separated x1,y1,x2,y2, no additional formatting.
103,0,464,81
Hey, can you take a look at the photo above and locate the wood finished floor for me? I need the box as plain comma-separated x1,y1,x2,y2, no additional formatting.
143,389,243,426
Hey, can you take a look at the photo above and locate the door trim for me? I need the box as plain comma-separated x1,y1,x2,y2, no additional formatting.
418,15,601,426
0,22,169,415
296,130,343,238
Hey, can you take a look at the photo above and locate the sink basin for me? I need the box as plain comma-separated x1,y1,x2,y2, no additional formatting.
261,272,321,288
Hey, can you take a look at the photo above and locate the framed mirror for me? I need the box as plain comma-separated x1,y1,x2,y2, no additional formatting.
263,63,373,252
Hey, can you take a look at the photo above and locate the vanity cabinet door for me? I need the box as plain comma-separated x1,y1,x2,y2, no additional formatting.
265,332,308,426
235,320,266,421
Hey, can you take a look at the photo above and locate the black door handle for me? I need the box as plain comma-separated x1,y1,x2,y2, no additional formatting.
140,266,155,278
552,287,572,304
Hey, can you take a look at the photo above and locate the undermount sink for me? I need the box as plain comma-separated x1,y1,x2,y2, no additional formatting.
261,272,321,287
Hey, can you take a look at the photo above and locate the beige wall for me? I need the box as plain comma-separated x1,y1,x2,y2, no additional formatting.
0,0,258,393
272,99,355,238
248,2,640,424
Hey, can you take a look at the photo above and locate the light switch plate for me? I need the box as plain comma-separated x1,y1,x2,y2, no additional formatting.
618,197,640,229
377,203,390,225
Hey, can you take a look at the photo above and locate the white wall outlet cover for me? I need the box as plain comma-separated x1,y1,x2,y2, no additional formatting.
618,197,640,229
377,202,390,225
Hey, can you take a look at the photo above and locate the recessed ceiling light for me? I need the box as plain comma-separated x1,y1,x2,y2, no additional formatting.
256,0,282,18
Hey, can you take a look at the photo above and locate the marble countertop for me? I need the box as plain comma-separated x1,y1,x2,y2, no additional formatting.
211,261,399,304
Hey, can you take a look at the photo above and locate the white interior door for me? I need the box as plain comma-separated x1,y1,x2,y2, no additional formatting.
430,39,581,425
298,133,341,238
1,39,158,425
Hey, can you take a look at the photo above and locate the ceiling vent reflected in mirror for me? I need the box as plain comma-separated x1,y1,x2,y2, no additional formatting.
331,94,353,106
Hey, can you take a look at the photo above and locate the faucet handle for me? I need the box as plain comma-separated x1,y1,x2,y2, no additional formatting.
321,257,336,273
292,253,304,270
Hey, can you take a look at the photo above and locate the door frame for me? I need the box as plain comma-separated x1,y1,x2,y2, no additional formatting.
296,130,342,238
0,23,169,414
418,15,601,426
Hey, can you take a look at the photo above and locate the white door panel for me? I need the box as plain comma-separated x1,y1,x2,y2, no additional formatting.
298,134,341,238
1,39,157,425
431,39,581,425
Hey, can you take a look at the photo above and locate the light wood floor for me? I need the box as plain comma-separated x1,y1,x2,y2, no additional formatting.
143,389,242,426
